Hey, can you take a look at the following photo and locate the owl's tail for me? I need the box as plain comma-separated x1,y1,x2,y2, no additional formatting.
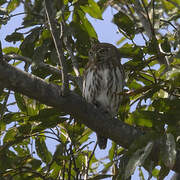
97,134,107,149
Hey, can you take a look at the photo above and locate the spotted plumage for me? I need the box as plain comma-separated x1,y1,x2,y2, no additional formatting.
83,42,125,149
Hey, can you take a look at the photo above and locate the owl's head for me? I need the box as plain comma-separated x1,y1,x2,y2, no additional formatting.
88,43,119,63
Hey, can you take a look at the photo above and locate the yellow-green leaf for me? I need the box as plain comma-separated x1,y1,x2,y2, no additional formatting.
80,0,102,19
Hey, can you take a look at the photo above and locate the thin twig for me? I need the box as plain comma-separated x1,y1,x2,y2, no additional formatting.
33,133,60,142
152,0,155,29
147,64,157,84
141,0,155,37
4,53,81,86
85,142,97,179
68,144,73,180
160,19,178,31
70,147,79,179
11,167,46,179
118,84,155,97
135,0,169,65
62,159,66,180
0,41,3,61
134,0,153,39
44,0,69,95
4,54,31,63
8,12,26,18
126,3,138,23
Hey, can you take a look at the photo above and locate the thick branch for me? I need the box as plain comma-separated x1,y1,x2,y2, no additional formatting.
0,59,140,148
0,59,180,173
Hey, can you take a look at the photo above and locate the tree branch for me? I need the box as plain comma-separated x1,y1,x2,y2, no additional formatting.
4,53,82,90
0,59,140,147
0,59,179,173
44,0,69,95
133,0,153,39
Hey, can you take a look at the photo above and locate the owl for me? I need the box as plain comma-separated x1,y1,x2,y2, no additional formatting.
82,42,125,149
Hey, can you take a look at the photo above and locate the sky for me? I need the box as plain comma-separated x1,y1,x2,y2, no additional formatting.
0,2,174,180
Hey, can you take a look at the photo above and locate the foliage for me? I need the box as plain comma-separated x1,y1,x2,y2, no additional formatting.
0,0,180,179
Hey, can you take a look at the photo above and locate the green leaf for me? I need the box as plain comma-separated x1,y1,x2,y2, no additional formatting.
7,0,20,12
161,0,175,10
32,117,67,133
3,127,18,143
2,112,26,124
20,27,41,57
30,108,67,132
109,142,116,161
69,21,90,55
39,108,66,117
138,72,154,85
118,43,143,59
5,32,24,42
17,123,32,135
0,121,6,132
102,161,114,174
146,38,158,55
77,10,97,38
88,174,113,180
80,0,102,19
29,108,66,122
32,40,49,63
152,98,170,112
116,36,126,45
0,149,18,171
13,144,29,156
127,110,157,127
49,162,62,178
28,158,42,170
79,128,92,144
113,11,135,36
128,80,142,89
64,123,85,140
152,98,180,124
125,141,154,179
35,137,52,163
167,68,180,86
14,93,27,113
3,47,19,54
152,168,160,178
161,37,171,52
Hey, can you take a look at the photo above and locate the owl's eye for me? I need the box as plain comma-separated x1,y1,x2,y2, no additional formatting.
89,51,94,57
99,48,108,54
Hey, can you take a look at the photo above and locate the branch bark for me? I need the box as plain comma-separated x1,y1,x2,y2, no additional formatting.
0,59,180,173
